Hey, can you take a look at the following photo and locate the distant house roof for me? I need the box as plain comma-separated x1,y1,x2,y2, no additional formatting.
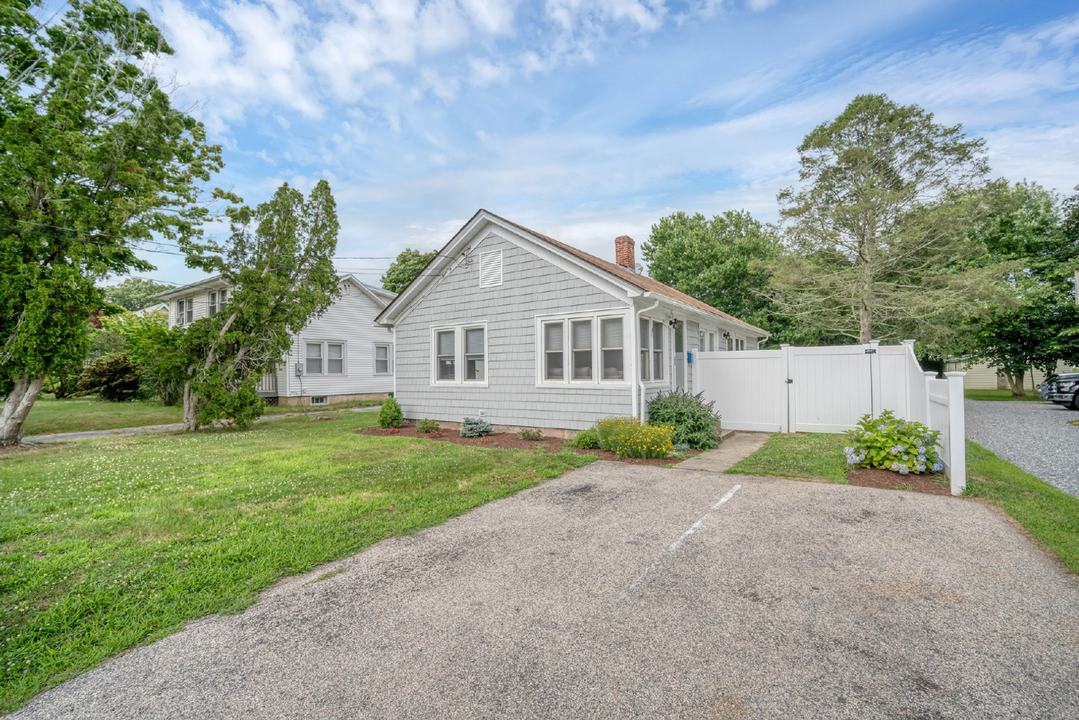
156,273,396,307
377,209,767,335
132,302,168,317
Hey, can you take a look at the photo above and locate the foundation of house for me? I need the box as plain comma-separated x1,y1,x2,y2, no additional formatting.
276,392,390,407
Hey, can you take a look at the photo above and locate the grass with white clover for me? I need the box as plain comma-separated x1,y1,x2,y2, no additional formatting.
0,411,594,713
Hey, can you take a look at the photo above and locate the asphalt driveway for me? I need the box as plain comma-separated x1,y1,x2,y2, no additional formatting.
966,398,1079,497
11,463,1079,720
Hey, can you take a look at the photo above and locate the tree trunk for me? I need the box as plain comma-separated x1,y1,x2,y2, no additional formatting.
1010,370,1027,398
0,373,45,445
859,305,872,344
181,379,198,431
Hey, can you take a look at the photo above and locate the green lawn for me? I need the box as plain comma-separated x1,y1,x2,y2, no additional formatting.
964,441,1079,575
18,395,183,435
0,412,594,713
964,389,1043,401
727,433,849,483
9,395,384,436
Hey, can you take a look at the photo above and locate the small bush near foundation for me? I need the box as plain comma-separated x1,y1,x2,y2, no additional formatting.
518,428,544,441
844,410,942,475
647,389,722,450
595,416,675,459
378,396,403,428
416,418,440,434
460,417,493,437
571,428,601,449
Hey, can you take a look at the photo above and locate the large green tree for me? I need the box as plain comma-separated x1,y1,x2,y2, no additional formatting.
966,181,1079,395
0,0,221,444
381,248,436,293
173,181,341,431
104,277,173,311
771,94,995,348
643,210,778,325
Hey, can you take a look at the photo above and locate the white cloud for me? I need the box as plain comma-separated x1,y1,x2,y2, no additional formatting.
469,57,511,86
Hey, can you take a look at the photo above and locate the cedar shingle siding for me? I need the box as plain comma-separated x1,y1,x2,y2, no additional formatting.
395,232,631,430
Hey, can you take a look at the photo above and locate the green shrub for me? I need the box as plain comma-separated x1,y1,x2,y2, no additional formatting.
518,428,543,441
460,417,493,437
571,428,600,449
378,396,403,429
416,418,440,434
595,416,675,459
647,389,722,449
75,353,141,401
844,410,943,475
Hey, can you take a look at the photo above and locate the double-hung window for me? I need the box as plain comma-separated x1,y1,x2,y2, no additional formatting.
437,330,456,381
177,297,193,326
539,314,624,384
543,321,564,381
571,320,592,380
699,330,705,353
374,344,391,375
433,326,485,384
600,318,623,380
651,321,664,381
305,341,345,375
639,318,664,382
709,332,716,352
465,328,485,381
208,289,228,317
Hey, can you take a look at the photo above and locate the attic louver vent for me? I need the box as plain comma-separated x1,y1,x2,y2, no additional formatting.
479,250,503,288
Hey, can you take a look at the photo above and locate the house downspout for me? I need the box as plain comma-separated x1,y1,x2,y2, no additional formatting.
634,296,660,422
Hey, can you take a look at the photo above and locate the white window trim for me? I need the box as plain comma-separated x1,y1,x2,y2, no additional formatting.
534,309,631,388
303,339,349,376
430,322,489,387
641,316,669,387
373,343,393,376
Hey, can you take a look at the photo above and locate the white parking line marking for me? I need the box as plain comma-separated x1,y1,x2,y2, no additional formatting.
612,484,742,606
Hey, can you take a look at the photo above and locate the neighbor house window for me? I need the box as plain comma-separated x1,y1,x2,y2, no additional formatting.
176,297,194,326
374,344,391,375
465,327,485,381
437,330,456,381
709,332,716,352
571,320,592,380
305,341,346,375
209,289,228,317
699,330,705,353
601,318,623,380
327,343,344,374
544,321,564,381
306,343,322,374
652,321,664,381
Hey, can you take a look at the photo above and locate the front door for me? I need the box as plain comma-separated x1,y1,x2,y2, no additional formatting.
674,321,685,392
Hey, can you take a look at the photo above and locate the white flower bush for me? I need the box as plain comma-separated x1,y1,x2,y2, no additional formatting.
843,410,943,475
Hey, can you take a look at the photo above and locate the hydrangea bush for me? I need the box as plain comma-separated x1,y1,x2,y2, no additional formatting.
844,410,943,475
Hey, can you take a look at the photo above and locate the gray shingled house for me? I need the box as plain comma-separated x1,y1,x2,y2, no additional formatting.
374,209,768,432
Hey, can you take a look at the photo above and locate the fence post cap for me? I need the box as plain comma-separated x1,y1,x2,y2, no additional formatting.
923,371,937,377
780,343,791,348
901,339,916,346
869,339,880,346
944,371,967,378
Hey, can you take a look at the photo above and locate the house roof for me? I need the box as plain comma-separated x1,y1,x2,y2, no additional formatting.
376,209,767,335
156,273,396,308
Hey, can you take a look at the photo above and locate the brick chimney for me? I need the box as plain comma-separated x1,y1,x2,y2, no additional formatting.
615,235,635,271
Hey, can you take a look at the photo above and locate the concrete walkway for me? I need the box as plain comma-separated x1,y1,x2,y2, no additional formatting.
677,430,771,473
23,405,381,444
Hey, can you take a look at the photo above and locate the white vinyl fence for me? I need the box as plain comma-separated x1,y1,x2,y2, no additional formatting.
695,340,966,494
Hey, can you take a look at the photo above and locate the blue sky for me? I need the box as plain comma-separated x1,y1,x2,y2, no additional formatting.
129,0,1079,288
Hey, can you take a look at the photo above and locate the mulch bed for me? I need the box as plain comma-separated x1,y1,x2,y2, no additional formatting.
847,466,953,496
355,426,702,467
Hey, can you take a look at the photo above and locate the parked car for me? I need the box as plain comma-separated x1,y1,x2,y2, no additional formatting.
1039,374,1058,400
1047,372,1079,410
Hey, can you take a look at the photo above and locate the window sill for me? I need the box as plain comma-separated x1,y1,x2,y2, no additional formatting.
535,380,631,388
430,380,490,388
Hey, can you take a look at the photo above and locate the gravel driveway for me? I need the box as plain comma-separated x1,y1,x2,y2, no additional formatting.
11,463,1079,720
965,399,1079,497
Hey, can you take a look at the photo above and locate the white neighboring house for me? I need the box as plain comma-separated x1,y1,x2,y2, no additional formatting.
158,274,396,406
132,302,168,317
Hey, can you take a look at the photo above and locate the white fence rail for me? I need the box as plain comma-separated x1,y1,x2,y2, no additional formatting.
694,340,966,494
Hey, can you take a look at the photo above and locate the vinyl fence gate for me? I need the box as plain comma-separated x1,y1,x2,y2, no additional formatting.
694,340,967,494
